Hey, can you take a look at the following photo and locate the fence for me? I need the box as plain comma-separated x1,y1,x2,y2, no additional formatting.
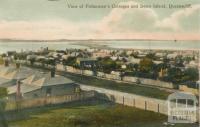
61,64,174,89
79,84,168,115
5,91,95,111
123,76,173,89
80,84,199,122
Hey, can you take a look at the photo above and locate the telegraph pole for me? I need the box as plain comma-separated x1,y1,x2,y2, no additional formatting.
198,50,200,126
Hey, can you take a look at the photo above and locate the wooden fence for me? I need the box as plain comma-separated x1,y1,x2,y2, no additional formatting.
5,91,95,111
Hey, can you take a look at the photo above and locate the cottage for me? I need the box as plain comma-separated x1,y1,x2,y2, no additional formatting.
76,58,97,68
7,71,79,101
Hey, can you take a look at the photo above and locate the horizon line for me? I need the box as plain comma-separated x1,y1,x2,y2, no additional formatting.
0,38,199,42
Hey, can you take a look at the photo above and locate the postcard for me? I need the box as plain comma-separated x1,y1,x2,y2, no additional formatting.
0,0,199,127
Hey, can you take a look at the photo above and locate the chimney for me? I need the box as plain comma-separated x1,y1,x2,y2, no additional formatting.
4,58,9,67
16,80,22,100
16,62,20,69
51,67,55,78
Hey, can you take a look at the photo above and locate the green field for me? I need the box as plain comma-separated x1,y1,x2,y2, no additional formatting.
59,72,171,100
9,99,196,127
10,100,195,127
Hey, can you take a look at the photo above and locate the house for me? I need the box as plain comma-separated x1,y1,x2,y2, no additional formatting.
185,60,198,68
76,58,97,68
7,71,79,101
167,53,178,60
158,68,168,78
128,57,141,64
0,65,36,88
92,51,111,58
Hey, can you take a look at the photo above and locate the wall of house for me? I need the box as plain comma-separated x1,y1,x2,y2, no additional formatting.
56,64,65,71
5,91,95,111
82,70,94,76
8,83,78,101
24,84,77,100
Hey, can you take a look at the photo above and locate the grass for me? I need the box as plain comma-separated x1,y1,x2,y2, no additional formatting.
59,72,171,100
9,99,197,127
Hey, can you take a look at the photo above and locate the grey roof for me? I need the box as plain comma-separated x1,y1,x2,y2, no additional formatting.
0,66,37,80
4,65,75,94
43,75,74,87
23,72,47,84
0,78,16,88
0,77,11,85
12,67,37,79
8,75,74,94
8,84,40,94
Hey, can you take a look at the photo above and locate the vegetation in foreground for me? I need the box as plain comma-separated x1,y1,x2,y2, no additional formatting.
9,99,197,127
0,87,8,127
0,56,4,65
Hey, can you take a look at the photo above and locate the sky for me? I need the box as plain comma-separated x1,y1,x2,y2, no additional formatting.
0,0,199,40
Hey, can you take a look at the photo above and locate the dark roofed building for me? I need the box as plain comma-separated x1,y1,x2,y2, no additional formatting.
8,72,79,100
76,58,97,70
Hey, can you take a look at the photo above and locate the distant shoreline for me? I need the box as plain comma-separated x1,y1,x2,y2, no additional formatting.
0,39,199,42
0,40,199,54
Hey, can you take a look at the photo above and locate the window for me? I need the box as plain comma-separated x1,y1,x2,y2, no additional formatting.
33,94,38,98
46,88,52,96
187,99,194,107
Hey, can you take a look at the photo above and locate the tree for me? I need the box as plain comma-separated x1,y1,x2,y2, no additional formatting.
133,64,139,71
167,67,183,83
0,87,8,127
29,58,36,66
139,58,154,73
98,57,120,73
146,53,156,60
119,51,127,57
0,56,3,65
174,55,184,67
130,51,139,58
45,58,56,66
63,56,77,67
184,68,199,81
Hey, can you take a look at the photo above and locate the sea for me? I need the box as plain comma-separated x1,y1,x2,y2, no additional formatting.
0,40,200,54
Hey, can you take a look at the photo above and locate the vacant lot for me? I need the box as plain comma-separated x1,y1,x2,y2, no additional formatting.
9,99,197,127
59,72,171,100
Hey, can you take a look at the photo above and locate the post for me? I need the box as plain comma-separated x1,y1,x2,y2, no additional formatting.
123,96,124,105
198,50,200,124
145,101,147,110
16,80,22,112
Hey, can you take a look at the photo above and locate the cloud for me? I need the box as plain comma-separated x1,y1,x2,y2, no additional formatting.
97,2,200,33
156,5,200,32
95,1,158,33
0,20,85,39
0,1,199,40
